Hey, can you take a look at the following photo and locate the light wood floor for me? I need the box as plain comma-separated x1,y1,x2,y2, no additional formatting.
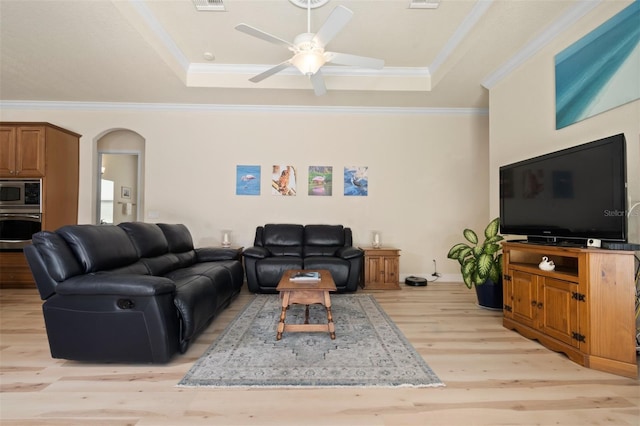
1,282,638,425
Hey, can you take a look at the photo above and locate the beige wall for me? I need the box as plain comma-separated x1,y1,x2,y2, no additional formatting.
0,107,489,280
4,3,637,282
489,2,640,244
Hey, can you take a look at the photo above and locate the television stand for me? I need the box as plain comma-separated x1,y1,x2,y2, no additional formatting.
525,236,586,248
502,242,637,378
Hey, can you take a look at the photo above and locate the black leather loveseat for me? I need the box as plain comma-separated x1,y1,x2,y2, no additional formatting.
24,222,244,363
243,224,363,293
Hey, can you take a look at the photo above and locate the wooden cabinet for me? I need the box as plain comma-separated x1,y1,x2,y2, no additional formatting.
509,271,579,347
502,242,637,378
0,122,80,288
0,252,35,287
0,126,46,177
361,247,401,290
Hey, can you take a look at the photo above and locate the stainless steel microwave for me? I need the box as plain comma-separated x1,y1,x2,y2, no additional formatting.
0,179,41,210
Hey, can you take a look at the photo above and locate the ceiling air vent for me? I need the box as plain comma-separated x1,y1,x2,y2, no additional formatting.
409,0,441,9
192,0,225,12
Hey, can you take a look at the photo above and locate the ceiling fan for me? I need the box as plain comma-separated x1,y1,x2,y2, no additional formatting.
235,3,384,96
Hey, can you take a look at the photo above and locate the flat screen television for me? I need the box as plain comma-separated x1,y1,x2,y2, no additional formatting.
499,133,627,245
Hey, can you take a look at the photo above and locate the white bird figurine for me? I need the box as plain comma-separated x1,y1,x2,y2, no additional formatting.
539,256,555,271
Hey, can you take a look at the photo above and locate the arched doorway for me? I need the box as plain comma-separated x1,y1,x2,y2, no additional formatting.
96,130,145,224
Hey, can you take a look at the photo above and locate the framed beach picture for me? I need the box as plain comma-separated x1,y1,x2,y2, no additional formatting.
308,166,332,196
236,165,261,196
344,166,368,196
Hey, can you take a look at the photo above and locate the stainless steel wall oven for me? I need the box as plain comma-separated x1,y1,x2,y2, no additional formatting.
0,179,42,250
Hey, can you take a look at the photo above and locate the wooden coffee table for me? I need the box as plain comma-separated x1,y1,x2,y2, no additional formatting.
276,269,337,340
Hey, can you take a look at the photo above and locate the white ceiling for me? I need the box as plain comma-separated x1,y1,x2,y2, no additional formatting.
0,0,608,109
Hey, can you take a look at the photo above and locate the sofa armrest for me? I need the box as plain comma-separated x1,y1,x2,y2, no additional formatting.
336,246,364,260
242,246,270,259
55,274,176,297
195,247,240,262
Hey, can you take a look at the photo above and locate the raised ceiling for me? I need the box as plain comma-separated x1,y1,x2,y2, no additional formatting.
0,0,616,109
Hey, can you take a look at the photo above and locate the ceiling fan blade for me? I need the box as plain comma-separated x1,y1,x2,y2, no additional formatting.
313,5,353,47
310,71,327,96
325,52,385,70
235,23,296,50
249,61,292,83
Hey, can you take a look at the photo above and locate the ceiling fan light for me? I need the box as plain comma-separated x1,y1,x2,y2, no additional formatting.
291,51,326,76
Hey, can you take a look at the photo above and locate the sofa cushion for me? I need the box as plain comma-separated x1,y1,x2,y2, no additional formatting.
266,246,303,257
263,224,304,246
304,256,350,285
57,225,139,273
304,225,345,246
172,274,218,340
217,260,245,294
303,246,341,257
141,254,180,276
119,222,169,258
157,223,196,268
255,257,304,287
106,260,150,275
157,223,194,253
31,231,83,282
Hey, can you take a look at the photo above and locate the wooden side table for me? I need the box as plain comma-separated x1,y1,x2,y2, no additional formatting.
360,247,401,290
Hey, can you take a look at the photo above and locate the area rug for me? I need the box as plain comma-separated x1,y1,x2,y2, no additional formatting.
178,294,444,388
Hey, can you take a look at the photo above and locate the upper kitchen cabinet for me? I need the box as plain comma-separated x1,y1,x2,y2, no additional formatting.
0,125,46,177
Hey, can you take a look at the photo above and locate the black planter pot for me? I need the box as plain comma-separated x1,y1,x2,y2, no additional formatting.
474,278,503,310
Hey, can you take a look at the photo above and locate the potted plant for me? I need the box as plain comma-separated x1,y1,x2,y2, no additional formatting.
447,217,504,310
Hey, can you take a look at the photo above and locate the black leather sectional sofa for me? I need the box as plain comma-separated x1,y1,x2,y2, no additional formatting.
243,224,363,293
24,222,243,363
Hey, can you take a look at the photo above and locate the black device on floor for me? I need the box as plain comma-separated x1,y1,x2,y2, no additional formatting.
405,276,428,286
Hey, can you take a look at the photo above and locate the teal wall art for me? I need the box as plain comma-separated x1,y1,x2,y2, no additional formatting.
555,0,639,129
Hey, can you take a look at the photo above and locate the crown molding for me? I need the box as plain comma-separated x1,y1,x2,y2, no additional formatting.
186,64,431,91
188,64,430,78
0,100,487,116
